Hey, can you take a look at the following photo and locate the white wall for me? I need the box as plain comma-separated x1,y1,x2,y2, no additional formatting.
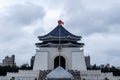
33,47,86,71
72,51,87,71
0,70,39,80
33,51,48,70
80,70,120,80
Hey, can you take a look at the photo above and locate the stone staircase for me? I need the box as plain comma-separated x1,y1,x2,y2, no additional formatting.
68,70,81,80
38,70,51,80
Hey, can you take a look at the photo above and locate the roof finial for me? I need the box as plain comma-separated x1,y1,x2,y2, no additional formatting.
58,20,64,25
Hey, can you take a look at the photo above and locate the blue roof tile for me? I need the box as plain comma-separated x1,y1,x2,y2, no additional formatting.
38,25,81,40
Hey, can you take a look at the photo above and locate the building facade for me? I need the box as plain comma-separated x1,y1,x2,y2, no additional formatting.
30,56,35,68
2,55,15,67
33,22,87,71
85,55,91,68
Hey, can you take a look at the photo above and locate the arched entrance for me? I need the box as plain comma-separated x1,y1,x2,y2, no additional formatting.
54,56,66,69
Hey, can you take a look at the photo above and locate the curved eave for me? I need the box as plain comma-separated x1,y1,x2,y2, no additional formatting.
38,35,81,39
35,42,84,47
38,36,81,41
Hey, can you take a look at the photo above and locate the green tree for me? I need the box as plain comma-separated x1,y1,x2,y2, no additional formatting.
104,77,109,80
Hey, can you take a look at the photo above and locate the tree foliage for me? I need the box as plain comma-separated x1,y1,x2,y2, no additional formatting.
0,65,32,76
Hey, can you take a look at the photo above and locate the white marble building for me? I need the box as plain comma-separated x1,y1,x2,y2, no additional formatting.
0,21,120,80
33,21,86,71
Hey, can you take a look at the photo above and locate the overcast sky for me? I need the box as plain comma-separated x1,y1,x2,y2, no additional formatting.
0,0,120,67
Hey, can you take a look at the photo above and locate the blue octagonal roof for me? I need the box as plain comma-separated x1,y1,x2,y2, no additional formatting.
38,25,81,41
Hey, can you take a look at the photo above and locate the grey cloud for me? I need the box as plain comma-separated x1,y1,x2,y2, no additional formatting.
105,49,120,57
4,3,45,26
0,0,120,66
0,2,45,41
83,34,120,66
0,2,46,65
62,2,120,35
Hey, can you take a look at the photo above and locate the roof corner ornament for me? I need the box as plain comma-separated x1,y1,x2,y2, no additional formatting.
58,20,64,25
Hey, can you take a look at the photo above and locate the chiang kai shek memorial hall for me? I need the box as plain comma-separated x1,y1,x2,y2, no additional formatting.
0,20,120,80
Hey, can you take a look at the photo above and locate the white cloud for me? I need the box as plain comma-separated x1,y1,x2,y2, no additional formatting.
4,3,45,26
84,33,120,66
0,2,46,65
0,0,120,67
